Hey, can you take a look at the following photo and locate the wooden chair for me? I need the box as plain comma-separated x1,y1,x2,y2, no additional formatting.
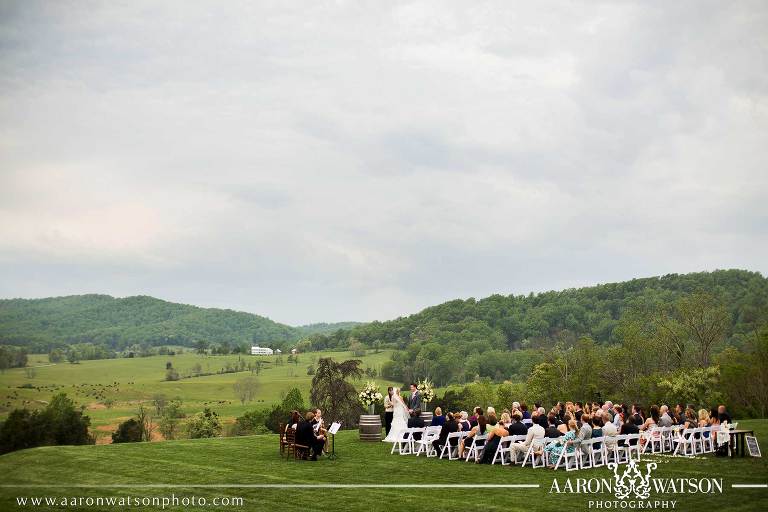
279,423,286,454
283,427,310,460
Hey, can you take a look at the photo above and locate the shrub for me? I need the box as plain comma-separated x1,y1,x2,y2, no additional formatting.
230,409,272,436
186,408,222,439
111,419,143,443
0,393,93,454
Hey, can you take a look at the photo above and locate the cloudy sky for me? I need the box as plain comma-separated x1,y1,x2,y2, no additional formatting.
0,1,766,325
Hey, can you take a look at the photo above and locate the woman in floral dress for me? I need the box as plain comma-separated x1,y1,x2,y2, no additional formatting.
545,419,578,466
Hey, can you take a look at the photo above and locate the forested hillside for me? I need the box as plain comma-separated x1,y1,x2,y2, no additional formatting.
304,270,768,388
312,270,767,349
0,295,299,352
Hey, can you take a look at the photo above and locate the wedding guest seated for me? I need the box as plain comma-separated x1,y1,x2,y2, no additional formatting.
709,407,721,428
602,412,618,450
544,414,562,439
659,405,673,427
479,413,510,464
603,401,615,422
431,407,446,426
487,411,498,427
458,414,487,458
408,409,425,440
620,416,639,444
557,413,572,435
673,403,685,425
458,411,471,431
698,409,710,429
631,404,644,426
557,402,566,422
469,407,482,428
295,411,325,460
432,412,458,453
545,419,578,466
591,415,604,449
509,413,545,461
612,405,624,429
536,407,548,429
639,405,660,449
508,411,528,436
520,402,531,421
640,405,659,431
717,405,732,424
574,402,584,422
682,408,697,429
575,413,593,458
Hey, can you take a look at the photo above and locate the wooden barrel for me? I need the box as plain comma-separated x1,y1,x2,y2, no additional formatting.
359,414,382,441
420,411,433,424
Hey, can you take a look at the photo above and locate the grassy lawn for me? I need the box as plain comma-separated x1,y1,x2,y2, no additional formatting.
1,420,767,511
0,350,397,439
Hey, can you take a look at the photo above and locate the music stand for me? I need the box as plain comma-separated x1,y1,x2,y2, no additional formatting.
327,422,341,460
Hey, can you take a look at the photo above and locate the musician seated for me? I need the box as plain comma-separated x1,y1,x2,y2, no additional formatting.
296,411,326,460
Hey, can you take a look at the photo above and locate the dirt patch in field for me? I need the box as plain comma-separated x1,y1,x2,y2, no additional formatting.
87,402,107,410
93,421,167,444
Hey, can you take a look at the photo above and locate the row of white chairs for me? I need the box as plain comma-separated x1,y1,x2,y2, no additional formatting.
389,427,645,472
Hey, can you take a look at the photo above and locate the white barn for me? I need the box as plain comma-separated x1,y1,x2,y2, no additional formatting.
250,346,274,356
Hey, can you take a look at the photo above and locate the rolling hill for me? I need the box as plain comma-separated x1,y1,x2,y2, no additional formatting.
0,295,300,351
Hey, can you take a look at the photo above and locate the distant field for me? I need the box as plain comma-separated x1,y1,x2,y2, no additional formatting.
1,420,766,511
0,350,397,441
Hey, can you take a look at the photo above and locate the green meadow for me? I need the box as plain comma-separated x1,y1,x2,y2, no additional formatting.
1,420,767,511
0,350,397,440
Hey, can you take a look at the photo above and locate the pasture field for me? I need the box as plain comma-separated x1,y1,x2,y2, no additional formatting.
0,350,397,440
0,420,766,511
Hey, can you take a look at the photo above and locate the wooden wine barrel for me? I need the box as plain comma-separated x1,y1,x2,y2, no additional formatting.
420,411,433,424
359,414,382,441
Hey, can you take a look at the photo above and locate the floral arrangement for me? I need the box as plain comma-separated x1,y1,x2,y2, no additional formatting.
358,381,383,407
417,379,435,403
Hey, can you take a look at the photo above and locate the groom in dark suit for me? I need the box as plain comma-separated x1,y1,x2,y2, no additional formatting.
408,383,421,414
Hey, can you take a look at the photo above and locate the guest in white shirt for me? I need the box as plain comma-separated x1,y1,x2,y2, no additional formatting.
510,412,545,461
602,415,618,449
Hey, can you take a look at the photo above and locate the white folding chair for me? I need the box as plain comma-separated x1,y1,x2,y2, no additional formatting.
589,436,607,467
658,426,673,452
642,427,663,454
390,427,422,455
623,434,642,461
672,428,696,456
439,431,467,460
415,426,442,457
522,437,549,468
464,434,488,462
606,435,626,464
491,435,525,465
554,439,580,471
522,419,533,426
700,426,715,453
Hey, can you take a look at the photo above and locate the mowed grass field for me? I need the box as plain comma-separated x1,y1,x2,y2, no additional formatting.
0,350,397,441
0,420,767,512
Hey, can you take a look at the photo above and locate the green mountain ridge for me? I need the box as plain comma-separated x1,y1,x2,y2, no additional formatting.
1,269,766,356
0,294,299,350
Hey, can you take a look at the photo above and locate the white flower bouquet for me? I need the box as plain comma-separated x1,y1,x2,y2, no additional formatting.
417,379,435,403
358,381,383,409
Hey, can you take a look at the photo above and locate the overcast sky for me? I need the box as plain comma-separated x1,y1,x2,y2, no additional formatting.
0,1,766,325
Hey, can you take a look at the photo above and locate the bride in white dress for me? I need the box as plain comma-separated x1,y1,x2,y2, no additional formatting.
383,387,410,442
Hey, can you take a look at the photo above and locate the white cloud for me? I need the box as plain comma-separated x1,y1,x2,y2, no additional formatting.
0,1,766,324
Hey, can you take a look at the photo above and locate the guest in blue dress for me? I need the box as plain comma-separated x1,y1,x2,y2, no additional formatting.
431,407,446,426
